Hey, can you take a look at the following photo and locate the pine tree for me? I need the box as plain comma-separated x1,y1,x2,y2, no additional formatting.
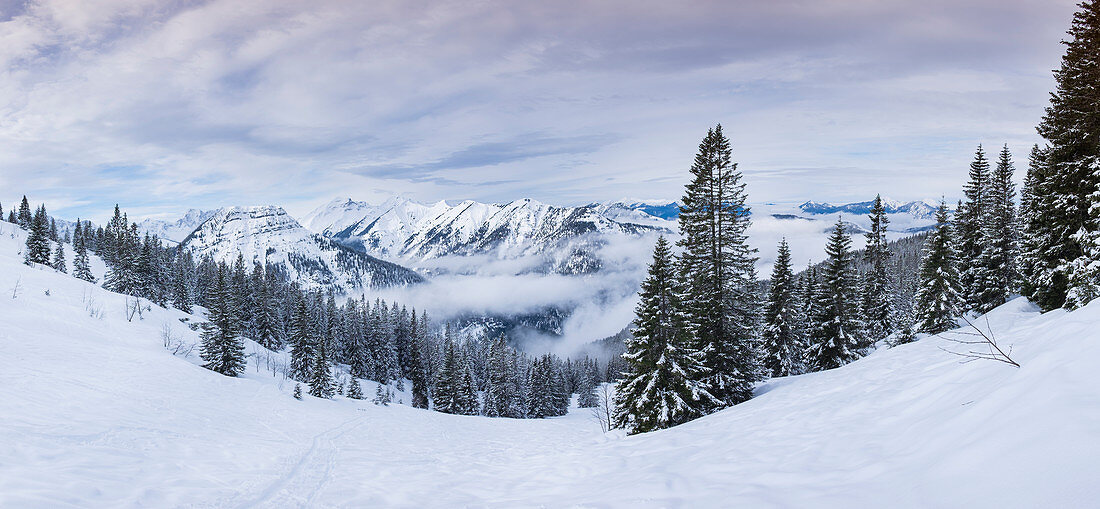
614,236,717,434
800,264,819,341
293,383,303,400
482,335,513,417
676,125,760,409
806,219,864,371
975,144,1019,312
761,238,803,377
433,340,464,414
73,231,96,283
347,379,364,399
957,145,991,311
199,268,246,377
48,218,58,242
576,364,599,408
1018,145,1047,299
17,196,31,229
861,195,892,341
52,243,66,273
457,356,479,415
408,310,430,409
288,296,315,382
915,202,962,334
309,342,334,398
1033,0,1100,310
24,205,51,265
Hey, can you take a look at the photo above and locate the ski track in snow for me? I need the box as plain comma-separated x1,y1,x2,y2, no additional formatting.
234,415,368,509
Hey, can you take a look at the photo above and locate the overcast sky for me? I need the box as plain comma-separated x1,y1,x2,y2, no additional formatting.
0,0,1080,223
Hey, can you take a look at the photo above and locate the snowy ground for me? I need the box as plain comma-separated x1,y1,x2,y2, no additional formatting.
1,219,1098,508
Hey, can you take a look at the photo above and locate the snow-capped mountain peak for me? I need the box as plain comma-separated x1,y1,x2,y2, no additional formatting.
180,205,422,291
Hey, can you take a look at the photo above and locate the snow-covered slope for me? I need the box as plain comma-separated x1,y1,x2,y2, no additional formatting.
180,206,422,291
305,197,672,275
137,209,216,244
2,217,1098,507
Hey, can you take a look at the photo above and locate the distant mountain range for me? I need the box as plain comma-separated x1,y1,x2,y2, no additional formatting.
302,197,673,275
797,198,939,220
178,206,422,291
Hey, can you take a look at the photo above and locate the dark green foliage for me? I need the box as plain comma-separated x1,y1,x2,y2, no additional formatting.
293,383,302,400
762,238,803,376
916,203,962,334
17,196,31,228
806,219,864,371
347,379,364,399
309,342,335,399
615,237,716,434
676,125,760,408
199,268,246,377
52,243,66,273
1032,0,1100,310
861,195,892,341
975,145,1019,312
957,145,991,311
24,205,51,265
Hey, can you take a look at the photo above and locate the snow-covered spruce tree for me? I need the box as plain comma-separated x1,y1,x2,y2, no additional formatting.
433,339,465,415
199,268,246,377
170,251,193,313
288,296,316,382
676,125,760,409
861,195,892,342
915,202,962,334
308,342,335,399
347,379,364,400
956,145,991,311
806,219,864,371
1034,0,1100,310
576,364,599,409
293,383,303,400
762,238,803,377
526,355,554,419
458,356,480,416
975,144,1019,312
24,205,51,265
17,196,31,229
1018,145,1048,299
72,227,96,283
482,335,513,417
800,264,819,342
407,310,430,409
614,236,717,434
51,242,66,273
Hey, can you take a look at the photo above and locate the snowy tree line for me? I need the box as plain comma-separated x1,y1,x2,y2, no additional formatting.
615,0,1100,435
5,198,609,418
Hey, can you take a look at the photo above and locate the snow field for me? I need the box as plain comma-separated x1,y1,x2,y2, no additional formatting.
0,219,1098,508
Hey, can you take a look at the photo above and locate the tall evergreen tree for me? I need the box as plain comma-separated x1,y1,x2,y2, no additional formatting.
806,219,864,371
614,237,717,434
861,195,892,341
957,145,991,310
1033,0,1100,310
288,295,316,382
73,230,96,283
433,340,465,414
1020,145,1051,300
52,242,66,273
915,202,962,334
17,196,31,229
24,205,51,265
408,310,430,409
309,342,335,398
199,268,246,377
975,145,1019,312
677,125,760,408
761,238,803,377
